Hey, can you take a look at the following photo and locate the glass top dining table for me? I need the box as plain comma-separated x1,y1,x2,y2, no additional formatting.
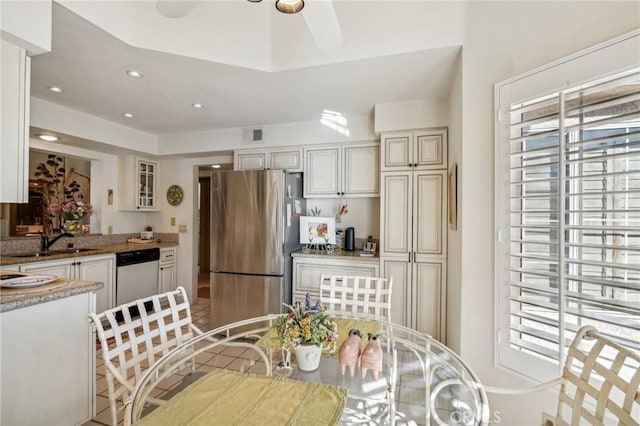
125,315,489,426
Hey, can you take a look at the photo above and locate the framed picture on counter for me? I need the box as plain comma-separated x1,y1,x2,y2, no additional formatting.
299,216,336,245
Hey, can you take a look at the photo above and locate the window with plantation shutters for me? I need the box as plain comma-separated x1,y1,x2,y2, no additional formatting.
496,32,640,381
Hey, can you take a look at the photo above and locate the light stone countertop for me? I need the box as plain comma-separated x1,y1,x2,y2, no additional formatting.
292,249,379,262
0,272,104,313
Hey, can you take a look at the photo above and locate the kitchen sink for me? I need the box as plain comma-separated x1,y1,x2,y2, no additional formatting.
9,248,100,258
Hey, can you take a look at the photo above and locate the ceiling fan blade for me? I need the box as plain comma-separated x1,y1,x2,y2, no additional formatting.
156,0,201,19
302,0,343,51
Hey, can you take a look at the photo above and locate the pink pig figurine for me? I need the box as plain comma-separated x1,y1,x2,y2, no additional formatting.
338,329,362,377
359,333,383,380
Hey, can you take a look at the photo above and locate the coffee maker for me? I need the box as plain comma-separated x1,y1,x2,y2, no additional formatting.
344,227,355,251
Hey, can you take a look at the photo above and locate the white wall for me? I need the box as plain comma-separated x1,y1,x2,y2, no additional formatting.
446,57,463,354
305,197,380,241
459,2,640,424
157,114,376,155
374,98,451,134
0,0,51,55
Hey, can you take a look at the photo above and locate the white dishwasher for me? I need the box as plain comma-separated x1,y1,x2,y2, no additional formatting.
116,248,160,305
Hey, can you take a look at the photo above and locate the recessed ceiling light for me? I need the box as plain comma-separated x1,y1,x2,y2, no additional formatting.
123,113,134,118
211,164,221,168
37,134,59,142
126,70,143,78
48,86,64,93
275,0,304,14
192,103,204,109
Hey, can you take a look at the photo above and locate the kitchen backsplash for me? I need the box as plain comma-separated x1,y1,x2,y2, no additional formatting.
0,233,179,255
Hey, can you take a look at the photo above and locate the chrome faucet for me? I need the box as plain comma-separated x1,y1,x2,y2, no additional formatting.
41,232,74,251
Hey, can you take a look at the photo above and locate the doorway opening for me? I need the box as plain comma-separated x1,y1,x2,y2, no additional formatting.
198,175,210,299
197,164,232,299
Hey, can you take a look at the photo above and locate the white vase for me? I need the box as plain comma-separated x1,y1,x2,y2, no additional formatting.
295,344,322,372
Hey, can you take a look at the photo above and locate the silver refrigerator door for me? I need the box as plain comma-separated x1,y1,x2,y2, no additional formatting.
210,170,288,329
211,170,284,276
210,273,283,329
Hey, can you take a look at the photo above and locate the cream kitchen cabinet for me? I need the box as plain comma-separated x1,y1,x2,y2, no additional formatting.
0,40,30,203
380,129,447,171
381,257,446,339
303,142,379,198
379,131,448,341
380,170,447,259
159,247,177,293
234,147,303,172
292,256,380,303
118,156,159,211
20,254,115,313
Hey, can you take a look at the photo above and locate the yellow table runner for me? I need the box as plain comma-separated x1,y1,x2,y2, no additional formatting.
258,317,382,356
135,370,347,426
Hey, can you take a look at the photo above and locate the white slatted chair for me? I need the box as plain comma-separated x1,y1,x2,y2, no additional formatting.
319,274,393,321
487,326,640,426
88,286,205,426
319,274,393,422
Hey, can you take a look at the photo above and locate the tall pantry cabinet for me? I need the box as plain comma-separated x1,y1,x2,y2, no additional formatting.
379,129,448,341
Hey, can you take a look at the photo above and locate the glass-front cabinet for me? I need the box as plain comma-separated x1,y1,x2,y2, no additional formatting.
138,160,156,209
118,156,158,211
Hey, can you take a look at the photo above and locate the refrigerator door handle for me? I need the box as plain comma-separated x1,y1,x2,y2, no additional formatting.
275,180,284,251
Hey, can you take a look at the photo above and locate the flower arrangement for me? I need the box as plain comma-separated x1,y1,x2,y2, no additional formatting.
275,293,338,352
48,200,94,220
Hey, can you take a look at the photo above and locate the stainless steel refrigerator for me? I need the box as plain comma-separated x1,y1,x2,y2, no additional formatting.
209,169,304,329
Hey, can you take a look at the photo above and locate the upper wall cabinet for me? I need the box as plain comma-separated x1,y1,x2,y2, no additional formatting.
118,156,159,211
0,40,30,203
234,147,303,172
381,129,447,171
304,142,379,198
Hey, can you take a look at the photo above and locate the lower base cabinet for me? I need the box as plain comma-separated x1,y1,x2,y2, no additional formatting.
292,256,380,304
159,262,176,293
19,254,115,313
0,292,96,425
159,248,177,293
381,257,446,341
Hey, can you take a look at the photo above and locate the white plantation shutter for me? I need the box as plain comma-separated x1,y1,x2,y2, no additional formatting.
496,32,640,380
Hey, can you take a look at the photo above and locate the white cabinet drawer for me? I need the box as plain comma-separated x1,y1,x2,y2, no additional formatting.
160,247,176,264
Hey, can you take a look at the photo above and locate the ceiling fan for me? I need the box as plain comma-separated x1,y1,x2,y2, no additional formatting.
155,0,343,51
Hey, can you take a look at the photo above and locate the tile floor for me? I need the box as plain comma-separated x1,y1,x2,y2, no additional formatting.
84,282,465,426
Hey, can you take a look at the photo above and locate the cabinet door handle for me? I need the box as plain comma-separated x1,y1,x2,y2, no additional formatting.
408,252,411,263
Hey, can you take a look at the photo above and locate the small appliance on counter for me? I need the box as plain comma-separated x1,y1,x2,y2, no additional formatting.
140,231,154,240
344,227,355,251
361,235,376,257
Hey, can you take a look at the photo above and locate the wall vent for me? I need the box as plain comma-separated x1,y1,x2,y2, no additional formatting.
242,126,264,144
